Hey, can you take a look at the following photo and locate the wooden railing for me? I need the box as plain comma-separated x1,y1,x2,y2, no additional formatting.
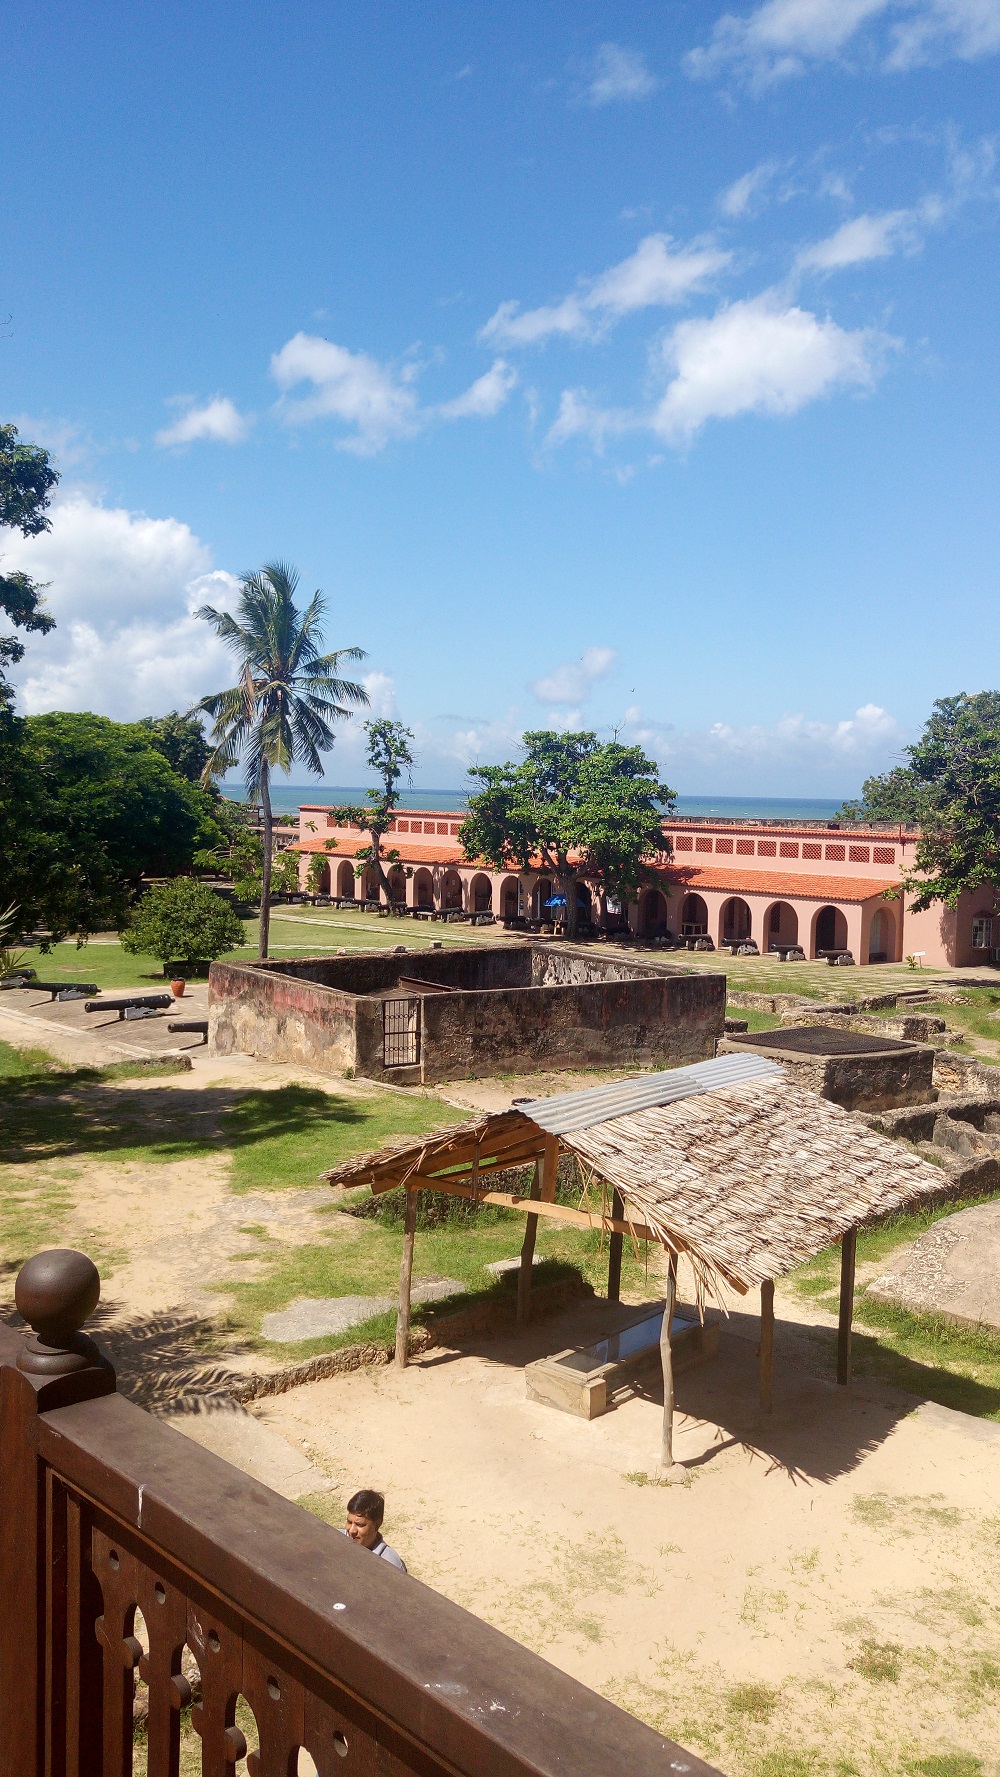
0,1249,721,1777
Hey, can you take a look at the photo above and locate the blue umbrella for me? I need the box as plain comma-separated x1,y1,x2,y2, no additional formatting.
544,895,568,908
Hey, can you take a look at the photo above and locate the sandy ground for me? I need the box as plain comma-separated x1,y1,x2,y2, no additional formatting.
256,1295,1000,1774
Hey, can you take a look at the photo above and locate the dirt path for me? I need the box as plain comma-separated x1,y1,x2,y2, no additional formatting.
258,1296,1000,1776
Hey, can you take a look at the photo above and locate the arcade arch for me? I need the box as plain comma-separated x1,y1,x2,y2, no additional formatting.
442,869,464,911
413,868,434,909
337,860,356,899
470,873,493,913
641,888,670,937
720,897,752,944
680,893,709,937
813,904,848,956
868,905,895,963
764,901,798,950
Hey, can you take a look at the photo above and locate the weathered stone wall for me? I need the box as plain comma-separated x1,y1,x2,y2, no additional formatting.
407,971,724,1085
209,959,359,1072
530,948,662,987
718,1033,936,1111
209,945,725,1084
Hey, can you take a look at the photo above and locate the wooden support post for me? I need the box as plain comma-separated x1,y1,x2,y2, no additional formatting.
759,1278,774,1414
837,1226,857,1387
517,1161,541,1328
395,1188,417,1368
607,1189,624,1304
659,1255,684,1481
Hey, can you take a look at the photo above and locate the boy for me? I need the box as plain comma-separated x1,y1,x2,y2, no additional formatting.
342,1489,406,1572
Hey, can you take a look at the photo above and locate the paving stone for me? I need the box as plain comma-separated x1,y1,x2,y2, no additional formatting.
262,1278,465,1342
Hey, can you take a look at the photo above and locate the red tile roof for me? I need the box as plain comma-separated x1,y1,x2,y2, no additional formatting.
294,835,469,866
660,866,899,904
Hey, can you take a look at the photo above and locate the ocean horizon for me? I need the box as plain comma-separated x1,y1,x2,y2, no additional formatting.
221,784,848,822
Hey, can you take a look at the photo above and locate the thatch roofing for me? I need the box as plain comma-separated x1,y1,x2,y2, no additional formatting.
322,1058,953,1301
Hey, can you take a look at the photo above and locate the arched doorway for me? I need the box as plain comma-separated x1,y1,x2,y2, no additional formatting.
642,888,670,937
576,882,593,927
532,878,552,920
470,873,493,913
813,904,848,956
720,898,752,944
765,901,798,951
413,868,434,909
388,866,407,905
310,858,331,895
337,860,356,899
362,865,381,903
681,893,709,936
868,905,895,963
442,869,464,910
500,876,521,921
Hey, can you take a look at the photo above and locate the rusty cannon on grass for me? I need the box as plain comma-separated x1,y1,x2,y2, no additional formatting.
0,1248,721,1777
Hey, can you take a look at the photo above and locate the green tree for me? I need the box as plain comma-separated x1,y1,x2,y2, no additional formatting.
842,692,1000,911
136,710,218,783
574,741,676,925
460,730,674,937
0,711,217,941
328,718,416,906
0,423,60,706
119,877,246,971
192,560,369,957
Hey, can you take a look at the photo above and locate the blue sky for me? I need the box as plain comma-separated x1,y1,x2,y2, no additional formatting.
2,0,998,795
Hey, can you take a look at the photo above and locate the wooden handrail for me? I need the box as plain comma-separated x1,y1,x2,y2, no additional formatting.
0,1251,722,1777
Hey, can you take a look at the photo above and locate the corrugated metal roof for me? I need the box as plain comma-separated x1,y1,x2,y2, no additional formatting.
516,1052,785,1135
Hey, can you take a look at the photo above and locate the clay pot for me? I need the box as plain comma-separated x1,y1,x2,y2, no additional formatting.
170,979,186,998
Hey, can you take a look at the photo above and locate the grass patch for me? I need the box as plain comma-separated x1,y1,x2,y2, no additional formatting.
726,1682,780,1723
788,1201,1000,1418
904,1758,983,1777
847,1638,902,1683
0,1036,60,1077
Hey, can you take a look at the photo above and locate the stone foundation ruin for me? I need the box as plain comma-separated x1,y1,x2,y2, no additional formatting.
721,1025,935,1112
209,943,726,1085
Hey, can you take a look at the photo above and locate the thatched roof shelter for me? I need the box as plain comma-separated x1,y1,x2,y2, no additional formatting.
323,1053,958,1476
323,1055,949,1301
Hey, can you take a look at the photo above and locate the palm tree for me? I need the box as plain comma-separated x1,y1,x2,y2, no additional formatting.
192,561,369,958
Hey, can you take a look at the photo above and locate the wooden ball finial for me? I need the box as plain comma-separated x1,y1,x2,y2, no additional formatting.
15,1250,102,1377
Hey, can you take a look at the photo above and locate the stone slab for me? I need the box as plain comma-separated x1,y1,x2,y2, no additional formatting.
525,1308,719,1421
262,1278,465,1343
867,1200,1000,1332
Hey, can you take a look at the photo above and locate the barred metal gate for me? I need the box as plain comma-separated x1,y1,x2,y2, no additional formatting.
383,995,420,1067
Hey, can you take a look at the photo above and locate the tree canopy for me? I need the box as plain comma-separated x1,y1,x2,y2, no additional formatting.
329,718,416,904
0,422,60,707
840,691,1000,909
119,877,247,969
137,710,218,784
459,730,674,934
192,560,369,956
0,711,229,942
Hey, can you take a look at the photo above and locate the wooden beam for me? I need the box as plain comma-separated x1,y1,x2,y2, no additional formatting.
539,1133,560,1203
607,1188,624,1304
394,1188,417,1368
837,1226,857,1387
759,1278,774,1414
517,1161,541,1328
660,1256,684,1481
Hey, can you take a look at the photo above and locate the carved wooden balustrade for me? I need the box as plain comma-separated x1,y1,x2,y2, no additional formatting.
0,1249,720,1777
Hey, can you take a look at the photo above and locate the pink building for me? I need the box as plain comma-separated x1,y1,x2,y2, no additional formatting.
295,807,999,969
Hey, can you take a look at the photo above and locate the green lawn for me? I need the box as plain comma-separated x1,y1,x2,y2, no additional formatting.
790,1200,1000,1419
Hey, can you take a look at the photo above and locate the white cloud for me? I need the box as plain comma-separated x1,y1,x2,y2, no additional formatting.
887,0,1000,68
795,208,923,271
651,294,888,442
270,333,420,454
2,490,240,718
154,396,251,449
685,0,1000,88
437,359,517,419
544,390,634,452
480,234,732,348
361,671,398,717
585,43,659,105
531,646,617,705
621,701,905,792
718,161,780,217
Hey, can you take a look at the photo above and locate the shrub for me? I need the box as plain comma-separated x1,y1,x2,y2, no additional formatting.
119,878,246,968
